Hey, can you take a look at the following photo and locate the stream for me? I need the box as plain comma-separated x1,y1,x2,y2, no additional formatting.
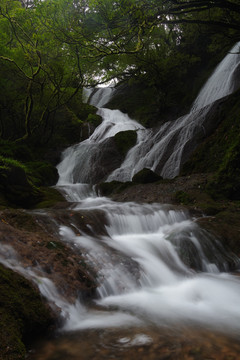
2,43,240,359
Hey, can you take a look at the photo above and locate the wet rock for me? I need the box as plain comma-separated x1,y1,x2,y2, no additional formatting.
0,264,56,360
0,164,42,207
114,130,137,157
72,136,123,184
132,168,162,184
0,208,97,301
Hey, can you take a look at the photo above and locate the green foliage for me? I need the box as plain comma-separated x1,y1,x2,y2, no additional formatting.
0,0,238,208
207,139,240,200
0,140,33,161
0,155,42,207
87,113,102,127
25,161,58,187
174,190,193,205
0,0,237,144
0,155,27,171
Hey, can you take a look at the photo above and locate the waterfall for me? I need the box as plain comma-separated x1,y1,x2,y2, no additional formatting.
55,199,240,333
108,42,240,180
85,86,116,108
3,45,240,357
58,42,240,183
57,108,144,184
48,43,240,335
192,42,240,111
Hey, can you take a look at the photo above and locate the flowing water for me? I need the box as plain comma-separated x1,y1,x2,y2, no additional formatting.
2,43,240,359
59,42,240,182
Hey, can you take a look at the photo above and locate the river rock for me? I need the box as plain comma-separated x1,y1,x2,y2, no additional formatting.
132,168,162,184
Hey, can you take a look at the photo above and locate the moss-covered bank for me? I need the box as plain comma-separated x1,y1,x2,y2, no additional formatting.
0,264,55,360
0,98,101,209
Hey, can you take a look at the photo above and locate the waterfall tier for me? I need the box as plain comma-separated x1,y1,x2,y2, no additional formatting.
58,42,240,183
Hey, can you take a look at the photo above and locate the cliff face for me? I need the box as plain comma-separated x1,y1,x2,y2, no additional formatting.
182,87,240,201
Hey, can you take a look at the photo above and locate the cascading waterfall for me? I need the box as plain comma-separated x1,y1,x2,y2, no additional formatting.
50,43,240,335
108,42,240,180
3,44,240,360
58,42,240,183
56,199,240,333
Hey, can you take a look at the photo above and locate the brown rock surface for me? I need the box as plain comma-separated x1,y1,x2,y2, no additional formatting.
0,208,97,303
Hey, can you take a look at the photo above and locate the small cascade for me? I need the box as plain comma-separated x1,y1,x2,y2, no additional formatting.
57,109,144,185
87,87,116,108
38,198,240,333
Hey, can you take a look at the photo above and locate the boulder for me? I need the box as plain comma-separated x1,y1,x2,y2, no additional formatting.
0,164,42,207
132,168,162,184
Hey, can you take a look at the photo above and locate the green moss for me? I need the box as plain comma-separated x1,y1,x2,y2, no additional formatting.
114,130,137,157
25,161,58,187
97,181,133,196
87,113,102,127
0,156,43,208
174,190,193,205
107,82,161,127
182,88,240,200
206,139,240,200
0,264,54,360
46,241,65,250
0,156,27,171
0,140,33,162
34,187,65,209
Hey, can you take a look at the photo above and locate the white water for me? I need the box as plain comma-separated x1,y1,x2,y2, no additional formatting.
192,42,240,111
58,42,240,182
56,199,240,334
49,43,240,334
108,42,240,180
2,44,240,341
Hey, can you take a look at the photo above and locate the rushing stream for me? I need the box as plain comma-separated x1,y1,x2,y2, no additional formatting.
2,43,240,359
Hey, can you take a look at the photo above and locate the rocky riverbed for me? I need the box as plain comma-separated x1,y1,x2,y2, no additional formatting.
1,173,240,359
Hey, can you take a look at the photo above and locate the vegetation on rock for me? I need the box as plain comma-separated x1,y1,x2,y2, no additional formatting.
114,130,137,157
0,264,55,360
182,88,240,201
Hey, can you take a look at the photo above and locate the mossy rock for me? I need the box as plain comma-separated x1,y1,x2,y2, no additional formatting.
34,187,66,209
0,264,55,360
45,101,102,149
114,130,137,157
206,139,240,200
181,88,240,200
0,159,42,207
132,168,162,184
86,113,102,127
174,190,193,206
97,181,133,196
25,161,59,187
0,140,33,162
106,82,165,127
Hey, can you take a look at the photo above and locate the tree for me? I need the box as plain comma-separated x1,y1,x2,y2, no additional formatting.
0,0,83,142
